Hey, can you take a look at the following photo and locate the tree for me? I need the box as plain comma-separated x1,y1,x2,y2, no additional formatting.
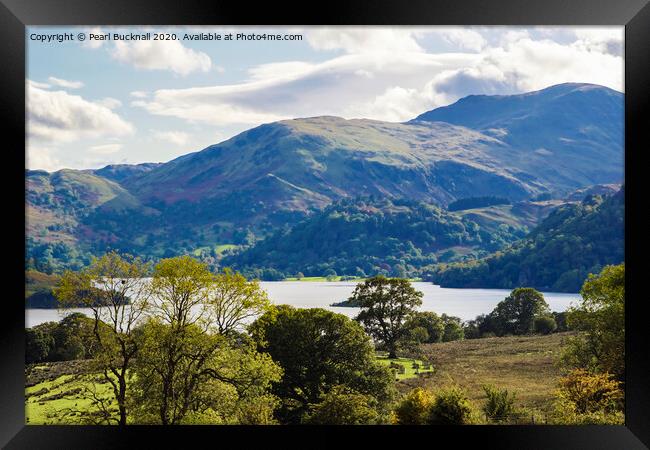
441,314,465,342
488,288,550,336
54,251,152,426
561,264,624,380
404,311,444,343
249,305,395,424
205,267,271,336
324,268,337,279
130,319,281,425
131,256,281,425
552,311,570,332
48,313,99,361
534,315,558,335
146,255,214,329
351,276,423,358
25,327,54,364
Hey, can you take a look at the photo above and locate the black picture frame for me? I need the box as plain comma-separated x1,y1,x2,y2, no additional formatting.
2,0,648,448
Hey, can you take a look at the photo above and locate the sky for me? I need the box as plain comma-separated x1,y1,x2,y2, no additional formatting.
26,26,624,172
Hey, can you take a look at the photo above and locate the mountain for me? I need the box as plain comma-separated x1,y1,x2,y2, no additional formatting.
92,162,163,183
427,187,624,293
25,83,624,272
26,168,142,243
26,169,150,272
413,83,624,192
224,197,530,279
124,117,534,210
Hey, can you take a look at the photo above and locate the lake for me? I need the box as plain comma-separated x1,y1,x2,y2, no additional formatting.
25,281,581,328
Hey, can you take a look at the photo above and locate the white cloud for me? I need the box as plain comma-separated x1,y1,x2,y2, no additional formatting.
132,51,474,125
48,76,84,89
129,26,621,128
436,28,487,52
153,130,191,146
573,27,623,55
27,82,134,143
343,86,433,122
26,145,61,171
480,36,623,92
498,29,531,45
111,40,212,76
97,97,122,109
27,80,50,90
89,143,123,155
306,28,424,54
130,90,148,98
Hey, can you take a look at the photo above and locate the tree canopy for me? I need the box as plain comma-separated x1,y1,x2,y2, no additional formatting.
486,288,550,336
249,305,395,424
351,276,423,358
561,264,625,380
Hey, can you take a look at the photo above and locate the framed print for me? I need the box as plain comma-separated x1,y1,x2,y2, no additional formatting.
1,0,649,448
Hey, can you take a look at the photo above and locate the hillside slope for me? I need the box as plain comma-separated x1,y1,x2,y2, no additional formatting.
427,187,624,292
225,197,530,279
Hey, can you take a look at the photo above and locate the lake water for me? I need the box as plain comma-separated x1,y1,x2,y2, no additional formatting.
25,281,581,328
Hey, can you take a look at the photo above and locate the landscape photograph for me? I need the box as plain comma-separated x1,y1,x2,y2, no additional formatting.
25,25,625,426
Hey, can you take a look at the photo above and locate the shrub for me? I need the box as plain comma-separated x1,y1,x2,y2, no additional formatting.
482,385,517,423
553,369,623,424
306,386,380,425
393,388,435,425
429,386,474,425
534,315,557,335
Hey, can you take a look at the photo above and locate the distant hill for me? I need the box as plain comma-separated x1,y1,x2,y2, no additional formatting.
92,162,162,183
224,197,530,279
413,83,624,195
26,169,146,272
25,83,624,272
564,183,621,201
427,187,624,293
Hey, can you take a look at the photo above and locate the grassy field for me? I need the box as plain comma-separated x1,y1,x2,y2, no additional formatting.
26,372,115,425
375,354,435,380
191,244,239,257
400,332,577,417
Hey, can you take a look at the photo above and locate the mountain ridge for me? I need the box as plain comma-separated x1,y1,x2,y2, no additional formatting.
26,83,625,273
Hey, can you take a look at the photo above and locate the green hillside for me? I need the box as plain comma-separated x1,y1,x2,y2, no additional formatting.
225,197,529,279
427,187,624,292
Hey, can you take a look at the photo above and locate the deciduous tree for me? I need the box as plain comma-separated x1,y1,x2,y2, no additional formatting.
350,276,423,358
250,305,395,424
54,251,151,426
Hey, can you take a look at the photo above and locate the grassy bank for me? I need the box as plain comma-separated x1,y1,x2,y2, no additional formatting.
26,361,115,425
400,332,577,415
